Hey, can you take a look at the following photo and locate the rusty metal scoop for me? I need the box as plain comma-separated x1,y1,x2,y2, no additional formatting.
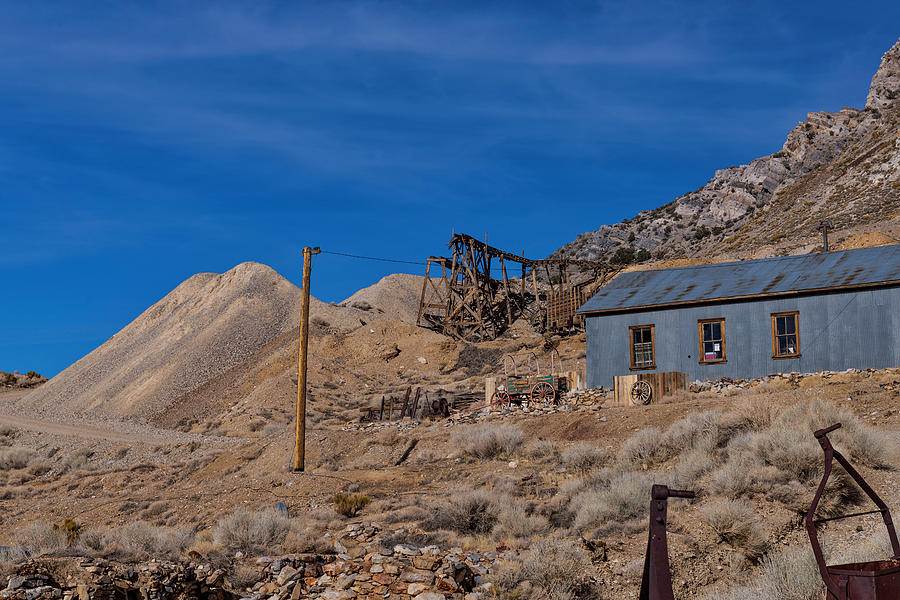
640,484,695,600
806,423,900,600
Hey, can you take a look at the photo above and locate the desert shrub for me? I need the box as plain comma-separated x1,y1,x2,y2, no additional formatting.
53,518,83,543
662,410,722,457
701,499,768,560
0,485,25,499
562,443,607,477
261,423,282,437
63,448,95,472
333,492,371,517
140,501,168,519
424,489,500,535
101,522,192,560
708,455,756,499
775,399,891,469
702,546,823,600
13,522,68,554
617,428,663,466
283,529,335,554
27,462,51,477
454,424,523,460
0,425,15,437
492,509,550,541
572,471,653,532
525,439,560,460
248,418,266,432
0,447,33,470
490,538,599,599
213,509,291,553
670,449,716,489
350,300,372,311
310,316,330,327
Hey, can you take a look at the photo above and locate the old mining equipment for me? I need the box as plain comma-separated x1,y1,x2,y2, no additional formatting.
639,484,695,600
806,423,900,599
417,233,618,342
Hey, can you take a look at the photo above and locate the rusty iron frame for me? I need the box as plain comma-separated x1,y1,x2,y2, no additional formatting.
417,233,617,341
640,484,695,600
805,423,900,600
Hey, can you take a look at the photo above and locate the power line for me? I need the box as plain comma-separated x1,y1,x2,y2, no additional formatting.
320,249,426,266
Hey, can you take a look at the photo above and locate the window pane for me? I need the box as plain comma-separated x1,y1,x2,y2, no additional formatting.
633,329,641,344
712,322,721,339
785,317,796,335
785,334,796,354
776,317,786,335
778,336,789,354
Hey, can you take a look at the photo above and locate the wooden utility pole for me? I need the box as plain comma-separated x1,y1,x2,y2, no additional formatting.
294,246,321,472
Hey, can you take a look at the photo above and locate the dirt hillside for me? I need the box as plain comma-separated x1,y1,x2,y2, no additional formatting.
19,262,363,420
340,273,425,325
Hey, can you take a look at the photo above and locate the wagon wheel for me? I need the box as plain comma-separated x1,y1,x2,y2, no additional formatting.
529,382,556,407
631,381,652,405
490,389,511,407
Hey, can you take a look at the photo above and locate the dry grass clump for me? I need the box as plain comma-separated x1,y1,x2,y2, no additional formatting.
454,424,523,460
701,499,768,561
562,443,607,477
425,489,500,535
0,447,33,470
12,522,68,555
213,509,291,554
572,470,653,533
490,538,599,599
93,522,192,560
333,492,371,517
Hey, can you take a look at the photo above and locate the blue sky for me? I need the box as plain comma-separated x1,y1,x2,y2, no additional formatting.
1,2,898,377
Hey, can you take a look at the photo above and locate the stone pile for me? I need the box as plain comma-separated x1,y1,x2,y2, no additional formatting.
690,366,899,394
1,523,500,600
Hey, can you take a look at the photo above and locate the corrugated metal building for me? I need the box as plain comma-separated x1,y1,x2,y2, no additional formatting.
577,244,900,388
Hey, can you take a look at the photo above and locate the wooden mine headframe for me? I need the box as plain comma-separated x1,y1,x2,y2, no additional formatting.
417,233,619,342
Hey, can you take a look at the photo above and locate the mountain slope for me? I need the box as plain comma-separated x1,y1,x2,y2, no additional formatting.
554,38,900,264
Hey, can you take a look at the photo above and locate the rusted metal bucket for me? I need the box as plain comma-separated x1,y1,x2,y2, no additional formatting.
639,484,695,600
806,423,900,600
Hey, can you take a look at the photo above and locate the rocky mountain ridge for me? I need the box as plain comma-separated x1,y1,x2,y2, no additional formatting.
554,38,900,265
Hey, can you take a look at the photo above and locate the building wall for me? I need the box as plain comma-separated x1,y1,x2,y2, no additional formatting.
584,286,900,389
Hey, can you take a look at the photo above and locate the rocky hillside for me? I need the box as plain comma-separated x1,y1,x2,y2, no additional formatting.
554,38,900,265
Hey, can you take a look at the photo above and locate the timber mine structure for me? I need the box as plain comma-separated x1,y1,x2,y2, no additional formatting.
417,233,619,342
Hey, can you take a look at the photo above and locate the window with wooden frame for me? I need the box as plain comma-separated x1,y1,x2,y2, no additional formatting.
698,318,726,364
629,324,656,370
771,311,800,358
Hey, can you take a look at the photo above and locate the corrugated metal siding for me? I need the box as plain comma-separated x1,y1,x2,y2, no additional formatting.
579,244,900,314
585,286,900,388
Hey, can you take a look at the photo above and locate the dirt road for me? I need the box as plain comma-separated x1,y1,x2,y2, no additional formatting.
0,411,175,444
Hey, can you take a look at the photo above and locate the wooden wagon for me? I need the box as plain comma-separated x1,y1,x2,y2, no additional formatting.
489,352,568,407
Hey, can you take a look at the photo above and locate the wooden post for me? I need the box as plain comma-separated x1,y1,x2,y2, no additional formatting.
294,246,320,472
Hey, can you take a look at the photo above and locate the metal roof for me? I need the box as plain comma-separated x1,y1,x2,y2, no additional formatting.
578,244,900,315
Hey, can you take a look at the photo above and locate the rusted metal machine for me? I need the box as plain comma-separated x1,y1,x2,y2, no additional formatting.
639,484,695,600
417,233,618,341
806,423,900,600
